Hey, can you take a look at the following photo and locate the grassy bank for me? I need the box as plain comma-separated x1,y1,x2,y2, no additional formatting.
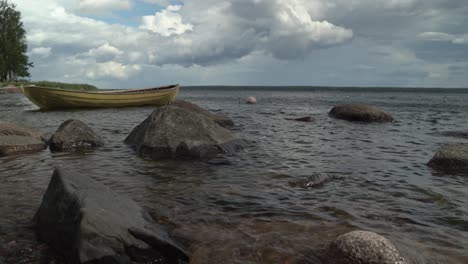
0,81,98,91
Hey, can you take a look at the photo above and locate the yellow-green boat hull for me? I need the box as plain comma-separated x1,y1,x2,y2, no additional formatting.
22,85,179,110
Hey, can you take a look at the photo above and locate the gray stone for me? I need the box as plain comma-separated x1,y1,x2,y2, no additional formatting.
170,100,234,127
0,135,46,156
326,230,407,264
428,143,468,173
440,131,468,139
329,104,394,123
34,168,189,264
125,106,241,160
49,120,104,152
0,122,45,140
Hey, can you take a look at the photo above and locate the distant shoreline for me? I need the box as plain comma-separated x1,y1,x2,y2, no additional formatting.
182,86,468,93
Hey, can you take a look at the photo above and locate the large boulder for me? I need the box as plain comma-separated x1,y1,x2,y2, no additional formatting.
125,106,241,160
49,120,104,152
170,100,234,127
428,143,468,173
329,104,394,123
34,168,189,264
326,230,406,264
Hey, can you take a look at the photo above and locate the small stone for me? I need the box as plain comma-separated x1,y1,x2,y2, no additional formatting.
286,116,315,122
326,230,407,264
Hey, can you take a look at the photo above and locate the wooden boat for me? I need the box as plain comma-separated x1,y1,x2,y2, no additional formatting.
22,84,179,110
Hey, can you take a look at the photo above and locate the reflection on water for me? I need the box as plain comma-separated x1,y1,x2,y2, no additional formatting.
1,88,468,263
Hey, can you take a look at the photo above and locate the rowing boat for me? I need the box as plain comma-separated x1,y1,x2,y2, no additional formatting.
22,84,179,110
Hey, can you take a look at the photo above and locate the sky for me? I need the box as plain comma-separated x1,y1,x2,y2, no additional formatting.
10,0,468,88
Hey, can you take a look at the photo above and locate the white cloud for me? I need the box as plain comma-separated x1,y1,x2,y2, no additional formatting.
78,0,131,12
143,0,172,6
419,31,468,45
140,5,193,37
29,47,52,58
85,61,141,80
86,43,124,62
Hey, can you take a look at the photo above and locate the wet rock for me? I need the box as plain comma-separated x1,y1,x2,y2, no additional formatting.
246,96,257,104
428,143,468,173
285,116,315,122
171,100,234,127
326,230,407,264
125,106,242,160
440,131,468,139
0,122,45,140
49,119,104,152
34,168,189,264
303,173,331,188
289,173,331,189
0,135,46,156
329,104,394,123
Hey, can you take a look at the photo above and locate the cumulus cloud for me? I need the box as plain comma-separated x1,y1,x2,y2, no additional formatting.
85,61,141,80
78,0,131,12
419,31,468,45
85,43,124,62
148,0,353,65
140,5,193,37
11,0,468,87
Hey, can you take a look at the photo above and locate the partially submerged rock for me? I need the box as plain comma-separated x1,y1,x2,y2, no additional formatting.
329,104,394,123
125,106,241,160
0,123,47,156
326,230,406,264
0,122,45,140
440,131,468,139
171,100,234,127
428,143,468,173
0,136,46,156
34,168,189,264
285,116,315,122
49,119,104,152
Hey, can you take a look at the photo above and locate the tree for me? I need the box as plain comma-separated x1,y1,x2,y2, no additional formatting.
0,0,32,82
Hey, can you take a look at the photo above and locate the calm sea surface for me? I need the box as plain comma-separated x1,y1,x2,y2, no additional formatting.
0,87,467,263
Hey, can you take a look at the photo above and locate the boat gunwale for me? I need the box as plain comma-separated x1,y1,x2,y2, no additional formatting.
22,84,179,95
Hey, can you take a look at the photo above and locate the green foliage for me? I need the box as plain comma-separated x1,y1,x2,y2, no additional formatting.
31,81,98,90
0,80,98,90
0,0,33,82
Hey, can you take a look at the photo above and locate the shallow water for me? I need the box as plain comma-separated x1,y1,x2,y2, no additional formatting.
1,87,468,263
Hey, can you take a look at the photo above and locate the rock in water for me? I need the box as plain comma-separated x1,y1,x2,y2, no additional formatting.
34,168,189,264
329,104,394,123
286,116,315,122
326,230,406,264
246,96,257,104
440,131,468,139
125,106,242,160
0,135,46,156
428,143,468,173
170,100,234,127
0,122,45,139
49,119,104,151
